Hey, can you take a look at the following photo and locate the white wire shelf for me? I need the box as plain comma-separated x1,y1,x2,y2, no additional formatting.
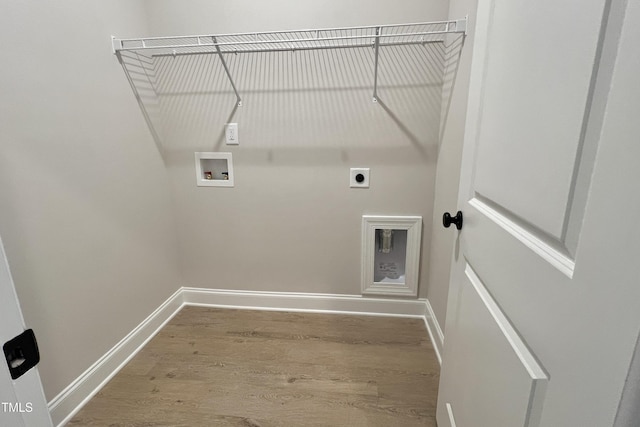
112,19,466,56
112,18,467,108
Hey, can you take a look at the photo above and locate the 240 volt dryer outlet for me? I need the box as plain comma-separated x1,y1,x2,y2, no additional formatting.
350,168,370,188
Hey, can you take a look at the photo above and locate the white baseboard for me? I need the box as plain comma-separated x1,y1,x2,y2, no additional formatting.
181,287,427,317
48,288,184,427
48,287,436,426
424,298,444,365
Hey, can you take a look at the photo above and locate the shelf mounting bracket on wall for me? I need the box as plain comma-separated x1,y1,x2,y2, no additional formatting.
213,36,242,107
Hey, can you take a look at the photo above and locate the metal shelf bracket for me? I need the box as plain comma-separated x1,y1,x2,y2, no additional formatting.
455,16,468,35
372,27,381,103
213,36,243,107
111,35,120,55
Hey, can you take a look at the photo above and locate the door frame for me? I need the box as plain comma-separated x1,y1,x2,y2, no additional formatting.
0,235,53,426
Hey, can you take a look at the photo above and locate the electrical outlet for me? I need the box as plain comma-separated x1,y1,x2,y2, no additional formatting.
350,168,370,188
225,123,239,145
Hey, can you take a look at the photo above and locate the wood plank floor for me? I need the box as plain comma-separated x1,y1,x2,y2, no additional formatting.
69,307,439,426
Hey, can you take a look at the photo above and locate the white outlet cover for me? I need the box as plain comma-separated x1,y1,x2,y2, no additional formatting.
225,123,239,145
350,168,370,188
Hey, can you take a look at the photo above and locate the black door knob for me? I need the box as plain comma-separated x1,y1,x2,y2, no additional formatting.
443,211,463,230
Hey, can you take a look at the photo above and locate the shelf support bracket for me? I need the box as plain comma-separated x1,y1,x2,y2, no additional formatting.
372,27,381,103
455,16,468,35
213,36,243,107
111,36,121,55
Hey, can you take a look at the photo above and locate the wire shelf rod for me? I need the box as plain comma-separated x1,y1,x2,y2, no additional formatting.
149,39,445,58
112,19,467,54
115,30,453,53
114,19,464,44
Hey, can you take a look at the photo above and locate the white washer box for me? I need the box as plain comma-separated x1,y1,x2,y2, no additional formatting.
195,152,234,187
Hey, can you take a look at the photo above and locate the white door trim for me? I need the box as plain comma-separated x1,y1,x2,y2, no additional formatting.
0,236,52,426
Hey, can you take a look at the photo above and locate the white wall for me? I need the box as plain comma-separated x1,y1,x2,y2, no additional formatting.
426,0,478,330
143,0,450,35
0,0,464,405
0,1,181,400
141,0,450,297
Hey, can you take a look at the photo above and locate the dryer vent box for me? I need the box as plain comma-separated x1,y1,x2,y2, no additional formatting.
361,215,422,297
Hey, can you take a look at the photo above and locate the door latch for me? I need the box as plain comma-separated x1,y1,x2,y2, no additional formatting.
3,329,40,380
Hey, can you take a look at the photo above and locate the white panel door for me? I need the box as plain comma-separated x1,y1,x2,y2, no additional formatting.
437,0,640,426
443,265,547,427
0,236,52,426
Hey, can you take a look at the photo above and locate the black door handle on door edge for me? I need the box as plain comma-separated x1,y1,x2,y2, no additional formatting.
443,211,463,230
